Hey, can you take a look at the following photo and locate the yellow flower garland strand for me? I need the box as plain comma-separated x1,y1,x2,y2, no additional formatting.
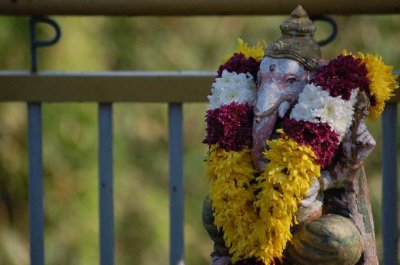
207,145,259,262
255,135,321,264
206,134,321,264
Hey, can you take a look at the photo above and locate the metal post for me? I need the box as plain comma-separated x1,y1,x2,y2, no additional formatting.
28,102,44,265
382,102,398,265
168,103,184,265
28,16,61,265
99,103,114,265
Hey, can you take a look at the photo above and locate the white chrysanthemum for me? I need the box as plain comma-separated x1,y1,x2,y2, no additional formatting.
316,89,359,140
290,84,329,122
298,84,329,108
208,70,256,109
290,102,317,122
290,84,359,140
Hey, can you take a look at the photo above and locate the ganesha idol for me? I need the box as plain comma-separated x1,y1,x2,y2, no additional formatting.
202,5,398,265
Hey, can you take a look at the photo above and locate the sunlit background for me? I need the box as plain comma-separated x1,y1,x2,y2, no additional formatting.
0,14,399,265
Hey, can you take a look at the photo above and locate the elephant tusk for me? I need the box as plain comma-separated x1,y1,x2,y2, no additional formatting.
278,101,290,118
254,95,293,123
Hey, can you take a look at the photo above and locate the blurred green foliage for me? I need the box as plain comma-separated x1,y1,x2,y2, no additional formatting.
0,14,399,265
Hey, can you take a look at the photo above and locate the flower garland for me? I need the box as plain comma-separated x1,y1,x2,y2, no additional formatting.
204,39,264,261
342,50,398,120
204,39,398,265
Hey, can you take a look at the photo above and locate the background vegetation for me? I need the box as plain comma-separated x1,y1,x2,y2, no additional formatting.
0,14,399,265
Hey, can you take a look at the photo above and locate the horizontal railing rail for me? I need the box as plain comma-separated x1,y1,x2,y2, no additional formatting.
0,0,400,16
0,71,214,102
1,70,400,102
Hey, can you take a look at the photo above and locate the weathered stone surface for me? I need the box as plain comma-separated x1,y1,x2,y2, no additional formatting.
284,215,363,265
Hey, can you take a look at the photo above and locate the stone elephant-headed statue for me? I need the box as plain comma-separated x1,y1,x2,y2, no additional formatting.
202,5,398,265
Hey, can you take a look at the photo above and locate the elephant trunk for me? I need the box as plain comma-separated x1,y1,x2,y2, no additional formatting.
252,94,293,173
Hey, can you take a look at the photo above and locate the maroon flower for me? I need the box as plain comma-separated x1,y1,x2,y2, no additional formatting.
203,102,254,151
312,55,370,100
217,53,260,81
282,118,340,168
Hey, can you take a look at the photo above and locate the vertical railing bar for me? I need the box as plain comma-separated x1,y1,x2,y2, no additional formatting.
382,102,398,265
168,103,184,265
28,16,45,265
28,102,45,265
99,103,114,265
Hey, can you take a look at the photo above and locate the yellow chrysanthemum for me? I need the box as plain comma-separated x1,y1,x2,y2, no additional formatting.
342,50,399,120
206,145,260,262
235,38,265,61
222,38,265,63
254,135,321,264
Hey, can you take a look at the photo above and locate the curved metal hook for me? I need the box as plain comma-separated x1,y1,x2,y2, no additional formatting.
310,15,338,47
30,16,62,72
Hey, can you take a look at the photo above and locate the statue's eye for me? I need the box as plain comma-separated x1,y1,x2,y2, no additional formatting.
287,77,297,84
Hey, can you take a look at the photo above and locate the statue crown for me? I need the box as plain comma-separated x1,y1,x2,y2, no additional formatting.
266,5,322,70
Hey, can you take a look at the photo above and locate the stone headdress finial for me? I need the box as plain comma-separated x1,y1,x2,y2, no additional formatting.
265,5,322,70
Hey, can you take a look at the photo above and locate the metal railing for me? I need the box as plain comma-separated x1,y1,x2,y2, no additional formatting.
0,0,399,15
0,3,399,265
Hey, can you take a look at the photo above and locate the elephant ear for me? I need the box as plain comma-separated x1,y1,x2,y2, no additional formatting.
304,69,312,83
314,59,326,75
305,59,327,84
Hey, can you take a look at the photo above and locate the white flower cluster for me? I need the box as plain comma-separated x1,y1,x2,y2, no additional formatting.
208,70,257,110
290,84,358,140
